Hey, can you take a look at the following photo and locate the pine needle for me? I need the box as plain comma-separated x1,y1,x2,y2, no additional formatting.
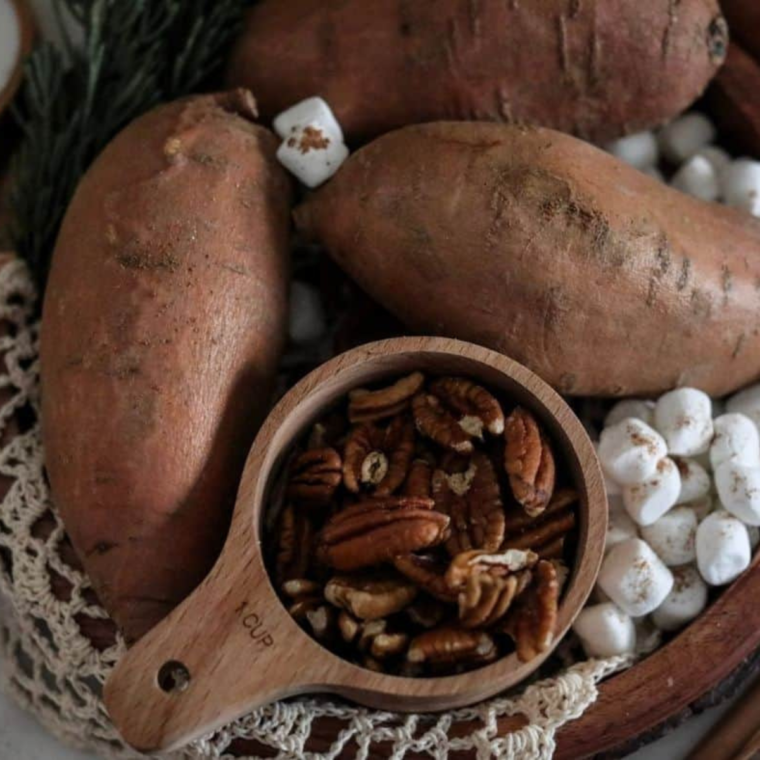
9,0,250,289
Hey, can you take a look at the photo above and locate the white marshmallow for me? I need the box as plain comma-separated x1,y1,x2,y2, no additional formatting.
723,159,760,217
273,97,345,142
674,458,711,504
274,98,349,188
727,384,760,435
606,495,639,553
640,507,697,566
651,565,708,631
622,457,681,526
710,413,760,470
687,495,715,522
289,281,327,344
696,510,751,585
599,418,668,486
671,155,720,202
714,459,760,526
598,538,674,617
695,146,731,180
658,113,716,163
604,399,655,429
654,388,713,456
572,603,637,658
605,131,659,170
593,441,621,496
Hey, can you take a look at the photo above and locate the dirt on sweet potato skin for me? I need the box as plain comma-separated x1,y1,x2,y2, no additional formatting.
294,121,760,398
227,0,726,144
41,90,292,643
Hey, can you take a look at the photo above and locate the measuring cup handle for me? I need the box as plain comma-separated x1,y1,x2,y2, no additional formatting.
103,557,324,753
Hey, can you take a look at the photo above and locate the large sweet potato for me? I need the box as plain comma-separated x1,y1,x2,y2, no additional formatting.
295,122,760,398
227,0,727,144
41,91,292,643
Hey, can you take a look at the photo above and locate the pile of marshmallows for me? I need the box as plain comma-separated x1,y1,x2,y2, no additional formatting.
573,387,760,659
605,111,760,216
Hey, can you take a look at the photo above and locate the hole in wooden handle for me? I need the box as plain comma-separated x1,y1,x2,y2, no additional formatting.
157,661,191,694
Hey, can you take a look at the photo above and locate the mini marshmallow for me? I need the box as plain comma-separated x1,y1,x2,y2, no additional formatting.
598,538,674,617
696,510,751,585
694,145,732,180
710,413,760,470
670,155,720,202
593,441,622,496
658,112,716,163
727,384,760,435
273,97,345,142
714,459,760,526
674,458,711,504
289,281,327,344
622,457,681,527
605,131,659,170
654,388,713,456
687,495,715,522
572,603,637,658
604,399,655,429
606,495,639,553
274,98,349,188
640,506,697,566
651,565,708,631
598,418,668,486
723,159,760,217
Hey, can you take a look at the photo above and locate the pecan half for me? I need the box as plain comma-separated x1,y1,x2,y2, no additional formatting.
371,632,409,659
287,448,343,507
393,553,458,603
445,549,539,590
412,393,474,453
502,488,577,559
316,497,449,571
348,372,425,423
458,570,533,628
407,626,497,666
504,407,557,517
503,560,560,662
433,451,506,556
305,605,337,641
402,459,434,498
325,573,417,620
275,504,313,585
343,417,415,496
429,377,505,437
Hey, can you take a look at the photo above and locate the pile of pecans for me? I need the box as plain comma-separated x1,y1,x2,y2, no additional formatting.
268,372,579,676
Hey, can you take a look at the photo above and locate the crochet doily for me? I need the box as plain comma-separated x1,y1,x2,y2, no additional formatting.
0,258,631,759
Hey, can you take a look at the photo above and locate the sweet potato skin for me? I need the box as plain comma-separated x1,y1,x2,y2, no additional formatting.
295,122,760,398
41,91,292,642
227,0,727,144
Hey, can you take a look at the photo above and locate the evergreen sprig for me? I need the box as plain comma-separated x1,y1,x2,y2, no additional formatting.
10,0,250,289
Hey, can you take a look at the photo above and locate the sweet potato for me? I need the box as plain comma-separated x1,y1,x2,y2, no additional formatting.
295,122,760,398
707,43,760,156
41,91,292,643
227,0,727,144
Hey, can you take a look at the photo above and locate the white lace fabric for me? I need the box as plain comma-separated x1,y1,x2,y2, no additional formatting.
0,259,631,759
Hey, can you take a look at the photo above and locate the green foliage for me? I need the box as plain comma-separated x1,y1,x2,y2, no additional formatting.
10,0,250,289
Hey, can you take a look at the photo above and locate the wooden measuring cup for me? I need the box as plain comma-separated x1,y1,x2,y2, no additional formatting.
104,337,607,753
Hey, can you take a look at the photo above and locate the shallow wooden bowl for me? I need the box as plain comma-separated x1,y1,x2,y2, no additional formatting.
103,336,607,753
